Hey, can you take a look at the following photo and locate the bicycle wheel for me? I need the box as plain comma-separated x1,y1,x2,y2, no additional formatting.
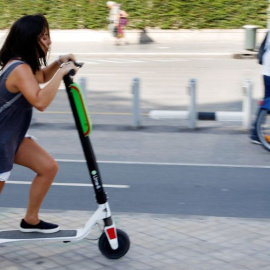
257,109,270,151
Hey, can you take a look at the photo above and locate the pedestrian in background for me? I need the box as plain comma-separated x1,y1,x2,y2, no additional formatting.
106,1,120,45
106,1,129,45
250,31,270,144
117,7,129,45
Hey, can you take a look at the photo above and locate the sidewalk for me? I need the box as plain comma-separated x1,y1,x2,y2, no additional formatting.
0,29,264,58
1,207,270,270
44,28,265,60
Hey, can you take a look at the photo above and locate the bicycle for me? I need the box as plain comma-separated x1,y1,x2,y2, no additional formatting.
256,97,270,151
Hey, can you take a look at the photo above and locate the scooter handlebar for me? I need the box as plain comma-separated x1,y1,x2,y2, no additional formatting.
68,69,76,76
63,61,84,84
73,61,84,68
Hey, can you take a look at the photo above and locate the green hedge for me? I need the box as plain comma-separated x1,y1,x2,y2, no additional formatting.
0,0,267,29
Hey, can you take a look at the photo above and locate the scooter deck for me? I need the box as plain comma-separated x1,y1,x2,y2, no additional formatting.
0,229,77,240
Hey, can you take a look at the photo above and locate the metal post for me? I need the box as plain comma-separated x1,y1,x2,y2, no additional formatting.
79,77,88,107
242,80,253,130
132,78,141,128
187,79,197,129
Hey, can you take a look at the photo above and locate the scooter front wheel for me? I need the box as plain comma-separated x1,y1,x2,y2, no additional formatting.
98,229,130,259
257,109,270,151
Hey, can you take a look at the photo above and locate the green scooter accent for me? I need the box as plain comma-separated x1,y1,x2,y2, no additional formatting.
70,83,92,136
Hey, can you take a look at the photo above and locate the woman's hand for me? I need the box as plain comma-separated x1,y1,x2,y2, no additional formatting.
58,54,76,65
59,61,78,76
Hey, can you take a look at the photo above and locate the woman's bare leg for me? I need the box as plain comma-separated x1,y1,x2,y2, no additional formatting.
14,138,58,225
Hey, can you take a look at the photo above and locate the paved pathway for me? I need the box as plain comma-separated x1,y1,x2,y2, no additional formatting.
1,208,270,270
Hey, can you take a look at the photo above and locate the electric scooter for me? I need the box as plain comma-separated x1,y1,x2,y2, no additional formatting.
0,63,130,259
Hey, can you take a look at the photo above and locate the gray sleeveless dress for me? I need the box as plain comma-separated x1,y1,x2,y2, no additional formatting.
0,61,33,172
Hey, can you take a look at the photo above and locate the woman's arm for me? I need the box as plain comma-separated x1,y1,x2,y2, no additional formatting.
6,62,77,111
35,54,76,84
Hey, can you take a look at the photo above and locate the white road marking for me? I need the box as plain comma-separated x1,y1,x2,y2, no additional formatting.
9,160,266,189
78,73,115,76
55,159,270,169
140,58,187,62
78,61,99,65
121,59,146,63
51,52,231,57
98,59,123,63
7,181,129,189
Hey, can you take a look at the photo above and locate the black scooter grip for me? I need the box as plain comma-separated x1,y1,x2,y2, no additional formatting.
63,61,84,85
67,61,83,76
68,69,75,76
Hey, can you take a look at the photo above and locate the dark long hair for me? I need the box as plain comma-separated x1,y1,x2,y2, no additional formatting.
0,14,49,73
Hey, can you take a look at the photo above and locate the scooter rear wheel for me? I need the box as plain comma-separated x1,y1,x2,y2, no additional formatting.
257,109,270,151
98,229,130,259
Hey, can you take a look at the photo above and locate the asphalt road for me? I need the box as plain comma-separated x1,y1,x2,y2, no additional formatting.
1,161,270,219
31,57,270,166
2,56,270,220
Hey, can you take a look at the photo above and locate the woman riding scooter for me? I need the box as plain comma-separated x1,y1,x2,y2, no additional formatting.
0,14,77,233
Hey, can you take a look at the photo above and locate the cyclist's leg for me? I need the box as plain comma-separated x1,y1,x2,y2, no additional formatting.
264,75,270,99
250,106,264,143
14,137,58,225
250,75,270,140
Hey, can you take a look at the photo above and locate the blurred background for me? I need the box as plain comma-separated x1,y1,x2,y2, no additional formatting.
0,0,267,29
2,1,270,269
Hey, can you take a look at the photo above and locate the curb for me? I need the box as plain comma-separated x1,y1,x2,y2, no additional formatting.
46,29,267,43
233,50,258,60
49,52,258,59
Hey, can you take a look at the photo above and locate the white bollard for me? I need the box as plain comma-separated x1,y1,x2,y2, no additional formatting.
132,78,141,128
242,79,253,130
79,77,88,107
149,110,189,120
188,79,197,129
